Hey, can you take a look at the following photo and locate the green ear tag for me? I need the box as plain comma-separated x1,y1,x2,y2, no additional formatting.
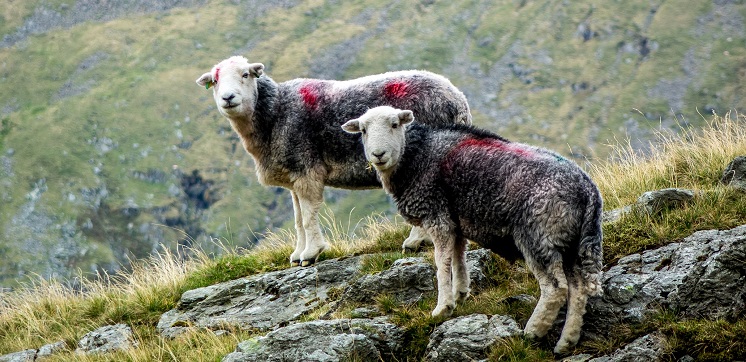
205,82,212,90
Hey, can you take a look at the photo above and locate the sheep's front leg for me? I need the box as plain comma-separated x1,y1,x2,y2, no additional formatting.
402,226,431,253
295,173,329,267
289,191,305,267
427,221,457,318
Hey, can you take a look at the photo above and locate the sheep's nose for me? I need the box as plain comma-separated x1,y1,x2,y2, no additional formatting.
222,93,235,102
372,151,386,160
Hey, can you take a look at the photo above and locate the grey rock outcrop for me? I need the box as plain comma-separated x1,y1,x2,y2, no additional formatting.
36,341,66,359
158,256,363,336
0,350,35,362
76,324,138,354
342,257,435,305
720,155,746,190
0,341,66,361
585,225,746,336
589,333,668,362
424,314,522,362
222,318,404,362
636,188,695,215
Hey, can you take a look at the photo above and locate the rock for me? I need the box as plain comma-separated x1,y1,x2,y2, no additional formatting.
561,354,593,362
585,225,746,336
341,257,435,305
37,341,66,358
636,188,695,215
76,324,138,354
0,350,35,362
465,248,495,292
602,206,632,223
720,155,746,190
158,256,363,334
222,318,404,362
589,333,667,362
424,314,522,362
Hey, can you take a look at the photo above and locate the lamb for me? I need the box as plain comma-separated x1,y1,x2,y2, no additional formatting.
341,106,603,354
196,56,472,267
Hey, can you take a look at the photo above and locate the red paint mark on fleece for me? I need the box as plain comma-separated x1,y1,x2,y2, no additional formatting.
384,81,409,99
299,82,320,110
214,67,221,84
442,137,534,174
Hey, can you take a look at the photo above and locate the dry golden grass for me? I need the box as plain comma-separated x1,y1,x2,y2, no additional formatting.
591,111,746,209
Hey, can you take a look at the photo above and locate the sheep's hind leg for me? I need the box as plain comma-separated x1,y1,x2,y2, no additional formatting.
289,191,305,267
554,274,589,354
295,174,329,267
451,235,470,304
523,256,568,340
427,221,457,318
402,226,431,253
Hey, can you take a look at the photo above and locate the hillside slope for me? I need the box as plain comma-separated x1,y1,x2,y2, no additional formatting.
0,0,744,286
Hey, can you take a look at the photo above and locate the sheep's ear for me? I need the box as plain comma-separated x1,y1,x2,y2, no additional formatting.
341,119,362,134
196,72,214,89
398,110,414,125
249,63,264,78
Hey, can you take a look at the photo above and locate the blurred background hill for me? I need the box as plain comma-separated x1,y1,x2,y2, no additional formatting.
0,0,743,287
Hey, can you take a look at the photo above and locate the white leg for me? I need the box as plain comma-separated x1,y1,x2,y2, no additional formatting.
428,222,457,318
524,259,568,339
289,191,305,267
402,226,431,252
294,172,329,267
554,276,588,354
451,235,470,304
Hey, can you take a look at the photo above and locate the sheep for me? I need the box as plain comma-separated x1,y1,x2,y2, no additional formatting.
341,106,603,354
196,56,472,267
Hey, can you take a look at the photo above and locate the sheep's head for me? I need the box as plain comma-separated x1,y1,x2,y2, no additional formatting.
342,106,414,172
196,56,264,119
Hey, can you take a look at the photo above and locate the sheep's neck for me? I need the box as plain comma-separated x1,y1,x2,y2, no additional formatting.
228,113,262,157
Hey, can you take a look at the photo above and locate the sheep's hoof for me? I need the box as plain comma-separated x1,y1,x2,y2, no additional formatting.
300,259,316,267
455,290,470,304
290,260,301,267
402,246,420,254
431,304,454,319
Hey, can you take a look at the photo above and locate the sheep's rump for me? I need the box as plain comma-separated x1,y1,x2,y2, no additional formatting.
266,71,470,189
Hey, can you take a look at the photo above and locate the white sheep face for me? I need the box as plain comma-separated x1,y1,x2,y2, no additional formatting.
196,56,264,119
342,106,414,172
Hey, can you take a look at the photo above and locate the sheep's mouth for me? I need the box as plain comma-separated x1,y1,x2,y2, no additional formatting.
373,161,388,168
222,102,239,109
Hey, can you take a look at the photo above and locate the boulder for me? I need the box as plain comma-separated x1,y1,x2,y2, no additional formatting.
341,257,435,305
636,188,695,215
589,333,668,362
424,314,522,362
0,350,35,362
465,248,495,292
720,155,746,190
585,225,746,336
222,318,404,362
158,255,363,335
36,341,66,358
76,324,138,354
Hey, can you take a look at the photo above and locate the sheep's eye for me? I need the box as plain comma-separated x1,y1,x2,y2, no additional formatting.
392,123,398,129
361,128,367,135
242,72,250,79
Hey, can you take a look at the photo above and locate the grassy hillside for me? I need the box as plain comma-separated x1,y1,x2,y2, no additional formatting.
0,113,745,360
0,0,745,286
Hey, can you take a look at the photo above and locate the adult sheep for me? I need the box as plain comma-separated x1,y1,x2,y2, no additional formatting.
196,56,472,267
342,106,603,354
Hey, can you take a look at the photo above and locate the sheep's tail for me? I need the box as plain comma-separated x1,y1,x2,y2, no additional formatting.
577,183,604,296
